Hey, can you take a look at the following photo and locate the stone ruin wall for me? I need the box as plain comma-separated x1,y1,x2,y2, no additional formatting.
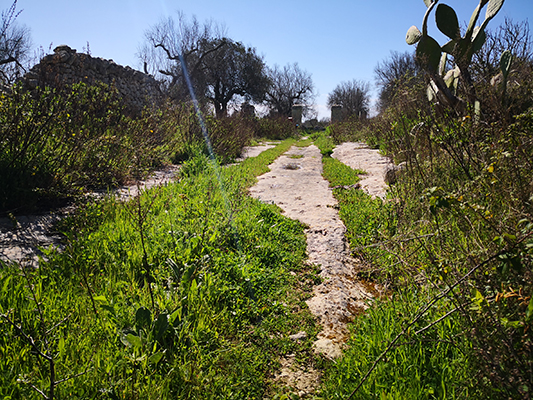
23,45,162,113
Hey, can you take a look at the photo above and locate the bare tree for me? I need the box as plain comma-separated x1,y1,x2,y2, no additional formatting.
374,51,422,112
327,79,370,119
139,12,226,101
0,0,31,84
471,17,533,83
265,63,315,117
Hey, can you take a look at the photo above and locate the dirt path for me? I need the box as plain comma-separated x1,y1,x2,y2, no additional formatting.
0,165,180,267
1,139,392,396
249,141,391,396
236,143,277,161
0,144,273,267
332,142,391,199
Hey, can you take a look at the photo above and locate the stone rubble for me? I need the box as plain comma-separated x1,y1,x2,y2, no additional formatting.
22,45,162,114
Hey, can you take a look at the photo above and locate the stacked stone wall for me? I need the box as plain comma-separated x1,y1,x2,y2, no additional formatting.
23,45,162,113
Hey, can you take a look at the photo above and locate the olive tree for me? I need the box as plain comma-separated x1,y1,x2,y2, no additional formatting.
0,0,31,84
327,79,371,119
140,12,268,117
140,12,225,99
198,39,269,117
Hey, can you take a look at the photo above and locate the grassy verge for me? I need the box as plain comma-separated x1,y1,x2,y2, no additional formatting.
314,133,389,257
321,288,473,399
313,132,475,399
0,83,299,213
0,138,319,399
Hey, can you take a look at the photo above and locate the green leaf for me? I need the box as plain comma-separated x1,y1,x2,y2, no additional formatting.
436,4,460,39
500,50,513,79
126,333,143,349
58,337,66,358
148,352,164,365
135,307,152,330
501,318,522,329
1,275,12,295
470,289,485,311
466,1,485,37
471,27,487,54
153,313,169,341
526,296,533,322
169,308,181,325
101,304,117,318
441,39,456,54
438,53,448,76
416,35,442,73
93,295,109,305
423,0,434,7
427,83,437,102
406,25,422,45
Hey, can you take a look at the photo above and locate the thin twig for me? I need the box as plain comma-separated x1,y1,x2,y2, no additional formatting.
354,233,435,250
45,314,71,336
29,384,48,400
55,368,93,385
414,307,458,335
1,313,51,361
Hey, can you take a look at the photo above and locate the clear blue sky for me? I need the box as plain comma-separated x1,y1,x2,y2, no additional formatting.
11,0,533,119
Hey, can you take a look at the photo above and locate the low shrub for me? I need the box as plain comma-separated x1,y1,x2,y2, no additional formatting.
0,83,177,212
0,83,259,212
206,115,254,162
343,103,533,397
252,117,297,140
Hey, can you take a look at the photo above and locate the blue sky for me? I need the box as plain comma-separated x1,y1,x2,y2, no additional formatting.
12,0,533,119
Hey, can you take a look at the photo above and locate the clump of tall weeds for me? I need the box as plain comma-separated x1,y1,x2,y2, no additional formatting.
344,75,533,396
0,83,178,213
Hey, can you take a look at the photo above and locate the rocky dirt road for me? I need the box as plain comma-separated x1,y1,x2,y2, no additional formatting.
249,141,391,396
0,166,179,266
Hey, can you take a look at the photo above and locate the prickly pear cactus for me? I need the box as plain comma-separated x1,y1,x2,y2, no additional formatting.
500,50,513,80
499,50,513,103
406,0,505,108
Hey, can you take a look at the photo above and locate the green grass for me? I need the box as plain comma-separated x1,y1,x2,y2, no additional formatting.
322,157,365,187
294,137,313,147
312,133,335,156
321,289,473,399
0,138,319,399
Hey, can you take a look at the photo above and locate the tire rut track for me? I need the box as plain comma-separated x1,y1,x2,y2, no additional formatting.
249,143,390,396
